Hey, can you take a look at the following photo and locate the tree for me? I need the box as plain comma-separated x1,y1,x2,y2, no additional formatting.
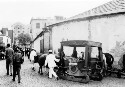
110,41,125,57
17,33,31,46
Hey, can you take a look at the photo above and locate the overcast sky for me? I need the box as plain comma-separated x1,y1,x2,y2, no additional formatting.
0,0,111,29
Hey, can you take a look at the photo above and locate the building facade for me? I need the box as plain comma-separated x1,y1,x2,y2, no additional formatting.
33,0,125,62
12,22,32,45
0,28,11,46
8,30,13,45
0,35,11,46
30,16,65,53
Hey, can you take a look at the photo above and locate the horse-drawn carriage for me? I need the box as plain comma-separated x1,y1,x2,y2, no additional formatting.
36,40,125,83
56,40,106,83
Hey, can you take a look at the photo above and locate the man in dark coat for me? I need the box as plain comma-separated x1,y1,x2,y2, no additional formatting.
5,44,14,76
12,49,23,83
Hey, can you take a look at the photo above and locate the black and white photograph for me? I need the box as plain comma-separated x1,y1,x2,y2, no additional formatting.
0,0,125,87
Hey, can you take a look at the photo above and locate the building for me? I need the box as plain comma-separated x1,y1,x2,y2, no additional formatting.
0,35,11,46
0,28,11,46
30,16,65,53
12,22,25,38
12,22,32,45
32,0,125,61
8,30,13,45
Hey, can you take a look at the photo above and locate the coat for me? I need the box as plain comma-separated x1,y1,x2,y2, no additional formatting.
45,54,59,68
30,50,37,61
5,47,14,61
13,52,23,68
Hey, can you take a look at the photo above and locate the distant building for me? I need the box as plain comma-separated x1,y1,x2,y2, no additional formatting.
8,30,13,44
30,16,65,53
0,28,11,46
12,22,32,45
12,23,25,37
0,35,11,46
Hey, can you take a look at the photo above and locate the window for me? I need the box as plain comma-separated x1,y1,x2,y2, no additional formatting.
91,47,99,58
36,23,40,28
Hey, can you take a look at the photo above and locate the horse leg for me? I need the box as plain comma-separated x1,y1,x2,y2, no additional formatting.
38,65,43,75
40,66,43,75
38,67,40,74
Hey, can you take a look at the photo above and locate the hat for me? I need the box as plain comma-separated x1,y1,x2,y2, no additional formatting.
49,50,52,53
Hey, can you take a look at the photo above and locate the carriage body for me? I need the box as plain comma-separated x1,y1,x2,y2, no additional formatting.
58,40,105,83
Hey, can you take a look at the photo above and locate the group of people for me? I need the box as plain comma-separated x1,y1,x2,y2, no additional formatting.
30,49,60,80
72,48,85,61
5,43,61,83
5,44,24,83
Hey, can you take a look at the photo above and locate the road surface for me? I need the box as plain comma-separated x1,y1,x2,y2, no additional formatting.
0,57,125,87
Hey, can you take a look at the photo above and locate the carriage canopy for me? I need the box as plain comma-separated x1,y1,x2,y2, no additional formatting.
61,40,102,47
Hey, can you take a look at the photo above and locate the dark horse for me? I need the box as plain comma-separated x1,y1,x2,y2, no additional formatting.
35,53,48,74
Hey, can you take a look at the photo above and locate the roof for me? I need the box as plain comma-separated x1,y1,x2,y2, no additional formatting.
30,18,47,24
61,40,102,47
47,0,125,27
30,31,44,44
32,0,125,43
68,0,125,20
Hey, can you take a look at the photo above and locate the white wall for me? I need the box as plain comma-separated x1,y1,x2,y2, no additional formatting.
31,20,43,39
33,37,41,53
31,19,55,52
44,32,50,53
31,19,44,52
0,36,11,46
51,14,125,62
52,21,89,54
90,14,125,53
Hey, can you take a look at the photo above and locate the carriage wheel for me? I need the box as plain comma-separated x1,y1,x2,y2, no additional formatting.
96,73,103,81
81,74,90,83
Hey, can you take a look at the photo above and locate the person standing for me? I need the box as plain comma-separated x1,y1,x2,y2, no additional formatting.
30,48,37,70
45,50,59,80
27,48,31,59
12,49,23,83
5,44,14,76
72,47,77,58
78,52,85,60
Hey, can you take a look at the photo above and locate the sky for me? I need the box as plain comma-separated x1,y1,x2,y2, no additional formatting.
0,0,112,29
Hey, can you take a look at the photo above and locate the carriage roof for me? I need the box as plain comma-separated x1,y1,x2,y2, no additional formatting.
61,40,102,47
